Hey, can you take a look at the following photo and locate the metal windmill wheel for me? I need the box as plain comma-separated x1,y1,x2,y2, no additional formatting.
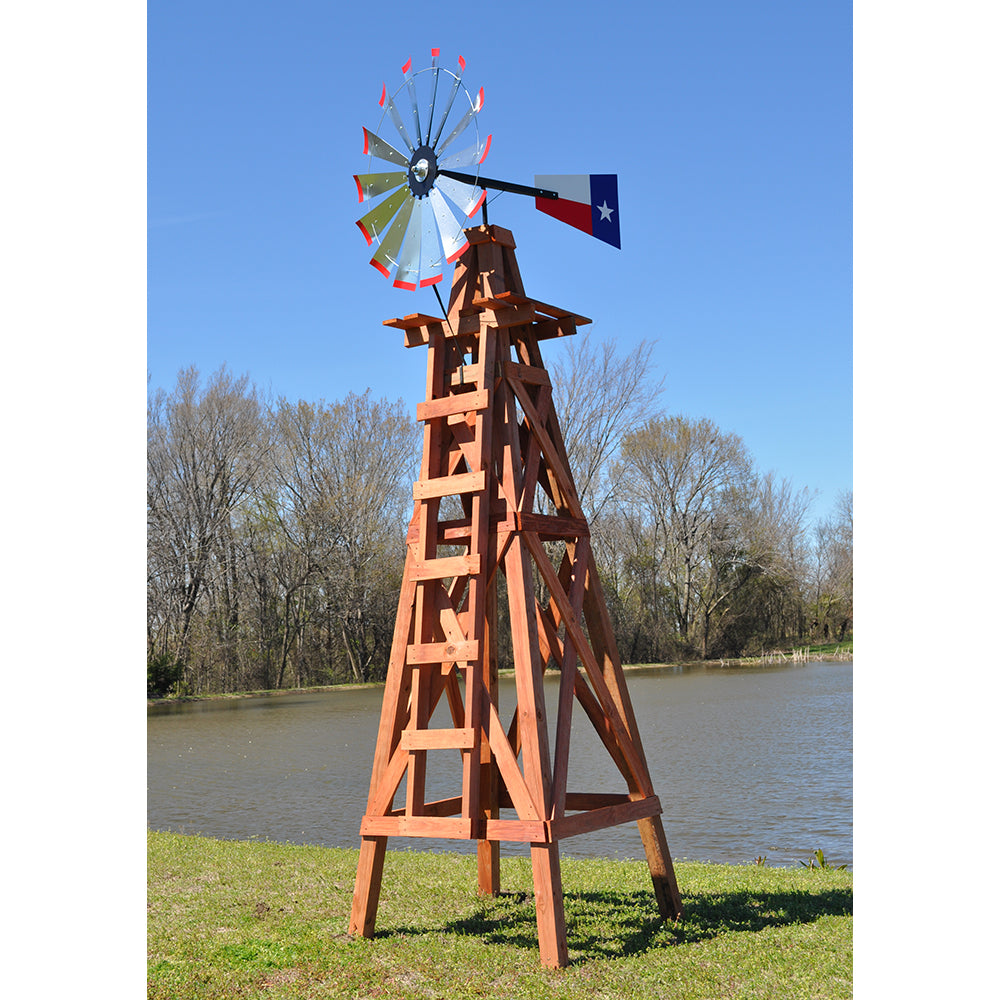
354,50,490,289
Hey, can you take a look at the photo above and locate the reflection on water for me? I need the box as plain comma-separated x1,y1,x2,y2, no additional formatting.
147,661,852,868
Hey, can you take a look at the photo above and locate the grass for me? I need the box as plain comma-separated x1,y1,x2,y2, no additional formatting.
148,831,852,999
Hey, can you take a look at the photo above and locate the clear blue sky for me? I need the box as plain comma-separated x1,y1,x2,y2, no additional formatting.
147,0,852,525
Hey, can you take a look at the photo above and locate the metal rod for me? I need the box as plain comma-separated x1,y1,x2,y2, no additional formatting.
438,169,559,200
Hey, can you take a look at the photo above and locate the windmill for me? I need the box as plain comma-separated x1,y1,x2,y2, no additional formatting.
348,50,682,968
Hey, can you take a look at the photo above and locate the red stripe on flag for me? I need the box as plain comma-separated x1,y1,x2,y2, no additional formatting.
419,273,443,288
393,278,417,290
379,83,385,107
479,134,492,163
401,58,411,74
535,197,593,236
371,258,391,278
353,175,363,203
431,47,440,57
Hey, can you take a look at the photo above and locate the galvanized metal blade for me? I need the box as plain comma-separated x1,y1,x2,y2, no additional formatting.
362,127,410,168
427,187,469,264
430,56,465,149
424,48,441,147
355,184,410,245
436,87,483,158
381,86,416,154
416,198,444,285
354,171,407,204
401,58,423,156
434,174,487,220
370,192,416,278
392,198,424,289
437,135,491,170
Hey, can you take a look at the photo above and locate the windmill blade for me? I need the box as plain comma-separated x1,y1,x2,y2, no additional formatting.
362,127,410,168
430,55,466,148
435,174,487,220
437,134,491,170
370,193,416,278
437,87,484,157
392,199,425,289
401,57,423,153
428,186,470,263
416,201,444,286
354,171,407,204
380,85,416,154
356,184,410,245
424,48,441,147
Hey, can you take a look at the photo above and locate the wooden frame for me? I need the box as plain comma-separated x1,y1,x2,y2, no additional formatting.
348,225,683,967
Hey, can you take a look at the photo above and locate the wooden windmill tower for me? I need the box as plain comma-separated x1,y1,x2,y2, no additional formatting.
348,53,683,968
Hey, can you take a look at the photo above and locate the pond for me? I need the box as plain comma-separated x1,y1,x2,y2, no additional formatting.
147,660,852,868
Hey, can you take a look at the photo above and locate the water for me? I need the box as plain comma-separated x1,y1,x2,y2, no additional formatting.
147,661,851,868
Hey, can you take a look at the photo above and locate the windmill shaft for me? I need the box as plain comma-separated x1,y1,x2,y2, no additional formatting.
438,169,558,200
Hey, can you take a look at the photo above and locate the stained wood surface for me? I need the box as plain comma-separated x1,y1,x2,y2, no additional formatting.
349,225,683,966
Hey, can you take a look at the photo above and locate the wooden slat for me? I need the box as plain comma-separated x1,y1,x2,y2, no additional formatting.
564,792,632,810
483,818,551,843
533,317,580,341
416,389,489,422
399,727,476,750
408,553,481,581
383,312,446,330
472,297,537,328
503,360,551,386
406,639,479,664
516,512,589,539
413,470,486,500
360,816,475,840
553,796,662,840
420,796,464,817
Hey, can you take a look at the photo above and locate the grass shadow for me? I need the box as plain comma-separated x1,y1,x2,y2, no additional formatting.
412,885,854,961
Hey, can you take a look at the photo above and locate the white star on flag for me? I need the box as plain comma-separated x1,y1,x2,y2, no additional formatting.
597,201,614,222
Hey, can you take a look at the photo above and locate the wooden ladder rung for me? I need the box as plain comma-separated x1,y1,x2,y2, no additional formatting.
399,728,476,750
414,470,486,500
408,553,482,580
407,639,480,663
416,389,489,422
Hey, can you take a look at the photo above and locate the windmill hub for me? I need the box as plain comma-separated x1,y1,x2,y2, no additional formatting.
407,145,437,198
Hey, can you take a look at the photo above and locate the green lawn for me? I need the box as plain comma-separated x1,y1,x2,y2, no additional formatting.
148,831,852,999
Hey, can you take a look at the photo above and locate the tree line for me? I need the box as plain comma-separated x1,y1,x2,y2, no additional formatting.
147,339,852,697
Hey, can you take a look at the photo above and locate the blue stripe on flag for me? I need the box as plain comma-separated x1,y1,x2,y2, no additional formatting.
588,175,620,249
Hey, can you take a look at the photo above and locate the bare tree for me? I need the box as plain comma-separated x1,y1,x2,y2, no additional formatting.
147,366,266,688
271,391,419,682
550,329,665,524
810,489,853,642
616,415,753,653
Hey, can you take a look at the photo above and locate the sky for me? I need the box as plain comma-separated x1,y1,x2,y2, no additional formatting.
147,0,852,527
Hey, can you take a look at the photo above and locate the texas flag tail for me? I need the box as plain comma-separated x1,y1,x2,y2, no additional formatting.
533,174,621,249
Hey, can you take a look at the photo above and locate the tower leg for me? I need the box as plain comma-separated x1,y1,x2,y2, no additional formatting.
637,814,684,919
530,843,569,969
348,835,388,938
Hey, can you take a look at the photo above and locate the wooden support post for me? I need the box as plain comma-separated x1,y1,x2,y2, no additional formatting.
349,225,683,966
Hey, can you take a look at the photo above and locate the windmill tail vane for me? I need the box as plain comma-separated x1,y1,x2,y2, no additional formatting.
354,49,620,289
